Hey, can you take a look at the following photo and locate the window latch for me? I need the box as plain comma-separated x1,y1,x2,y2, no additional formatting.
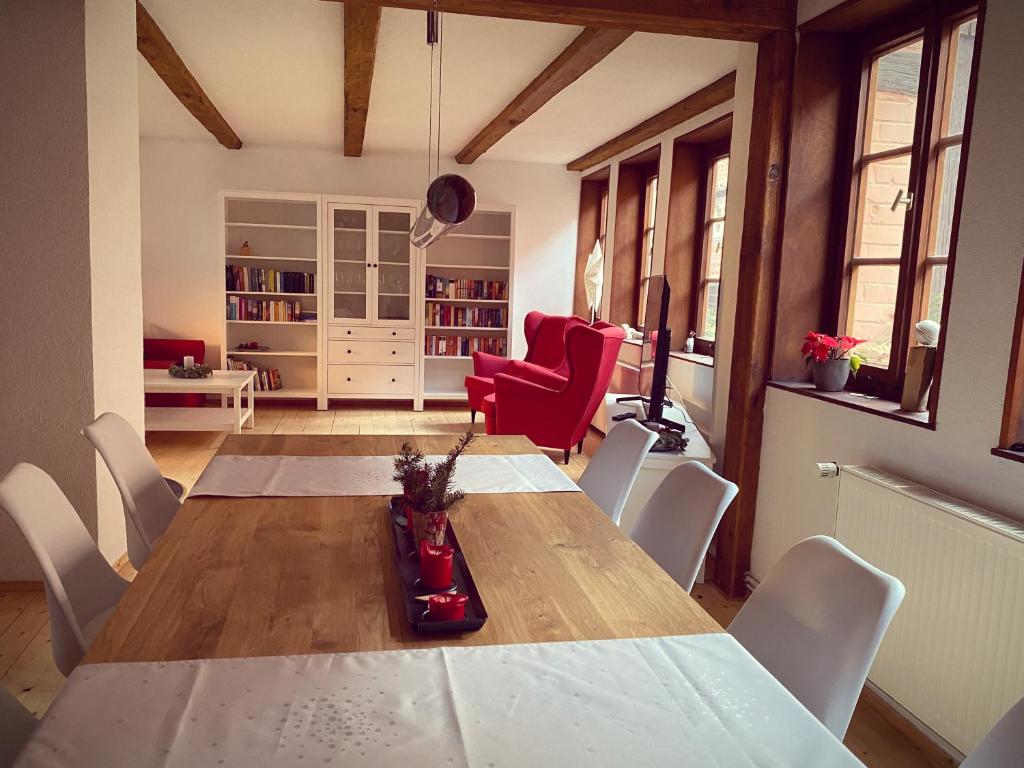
890,188,914,212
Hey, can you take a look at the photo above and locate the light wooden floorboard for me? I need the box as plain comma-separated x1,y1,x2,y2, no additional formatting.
0,403,953,765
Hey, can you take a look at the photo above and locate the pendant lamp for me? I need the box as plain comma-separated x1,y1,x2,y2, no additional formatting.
409,7,476,248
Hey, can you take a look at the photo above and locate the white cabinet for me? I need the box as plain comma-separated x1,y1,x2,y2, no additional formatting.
325,201,420,407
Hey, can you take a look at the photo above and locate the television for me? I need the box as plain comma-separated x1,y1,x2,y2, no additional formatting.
617,275,685,432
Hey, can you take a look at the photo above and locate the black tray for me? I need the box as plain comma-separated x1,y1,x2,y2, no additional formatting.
387,497,488,634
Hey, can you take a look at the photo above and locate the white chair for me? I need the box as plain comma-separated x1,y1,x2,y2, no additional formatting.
578,419,657,525
961,695,1024,768
628,461,738,592
0,464,129,676
0,687,36,767
728,535,904,740
84,412,180,569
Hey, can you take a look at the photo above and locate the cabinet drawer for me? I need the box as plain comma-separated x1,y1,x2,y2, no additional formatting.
328,325,414,341
328,364,415,395
328,339,414,365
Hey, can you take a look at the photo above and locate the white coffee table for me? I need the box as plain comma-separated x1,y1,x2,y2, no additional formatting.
144,370,256,434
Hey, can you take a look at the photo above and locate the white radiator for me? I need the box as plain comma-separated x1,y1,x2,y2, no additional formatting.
835,466,1024,754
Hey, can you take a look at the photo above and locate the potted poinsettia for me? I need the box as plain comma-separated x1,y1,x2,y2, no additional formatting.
393,431,476,546
802,332,866,392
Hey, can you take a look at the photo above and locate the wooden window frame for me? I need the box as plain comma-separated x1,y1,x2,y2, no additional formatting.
834,2,979,403
637,171,659,328
692,143,730,357
999,262,1024,453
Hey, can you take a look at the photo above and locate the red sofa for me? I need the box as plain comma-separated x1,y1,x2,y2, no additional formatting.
464,311,586,423
143,338,206,407
483,321,625,463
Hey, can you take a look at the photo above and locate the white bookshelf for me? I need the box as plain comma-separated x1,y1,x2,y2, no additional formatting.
221,192,323,403
420,207,515,401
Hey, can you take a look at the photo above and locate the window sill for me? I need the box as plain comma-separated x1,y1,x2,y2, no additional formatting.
669,351,714,368
767,382,935,430
991,447,1024,465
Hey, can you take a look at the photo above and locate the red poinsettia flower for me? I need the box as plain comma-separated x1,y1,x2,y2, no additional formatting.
801,331,866,364
838,335,866,354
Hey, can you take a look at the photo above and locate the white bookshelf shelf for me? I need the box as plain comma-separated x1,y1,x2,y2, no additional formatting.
227,222,317,230
253,388,318,399
226,254,317,263
226,291,316,298
226,320,318,326
227,350,317,357
425,326,507,332
425,297,507,304
426,263,510,270
425,355,473,360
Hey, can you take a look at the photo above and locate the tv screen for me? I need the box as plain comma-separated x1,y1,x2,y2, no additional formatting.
639,276,669,401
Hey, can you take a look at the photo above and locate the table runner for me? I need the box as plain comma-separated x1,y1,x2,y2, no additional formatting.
188,454,580,497
17,634,861,767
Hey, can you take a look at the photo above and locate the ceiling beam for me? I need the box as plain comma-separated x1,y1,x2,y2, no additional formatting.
136,1,242,150
455,27,630,165
324,1,793,42
566,72,736,172
344,1,382,157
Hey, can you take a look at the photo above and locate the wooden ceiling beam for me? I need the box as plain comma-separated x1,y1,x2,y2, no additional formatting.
323,1,794,42
344,1,382,157
136,1,242,150
566,72,736,172
456,27,630,165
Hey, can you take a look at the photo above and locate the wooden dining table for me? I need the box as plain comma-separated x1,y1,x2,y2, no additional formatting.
84,433,720,664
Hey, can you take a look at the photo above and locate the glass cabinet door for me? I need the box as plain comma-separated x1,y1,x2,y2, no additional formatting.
373,208,415,324
330,205,371,324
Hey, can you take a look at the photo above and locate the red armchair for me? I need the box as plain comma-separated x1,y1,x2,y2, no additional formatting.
483,322,625,463
143,338,206,407
464,310,586,423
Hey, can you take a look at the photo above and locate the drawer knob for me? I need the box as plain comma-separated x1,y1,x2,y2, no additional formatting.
391,378,396,383
391,331,396,336
346,377,351,382
347,349,352,354
346,330,352,335
391,350,396,355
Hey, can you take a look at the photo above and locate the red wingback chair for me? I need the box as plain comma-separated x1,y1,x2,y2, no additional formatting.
464,310,586,423
483,322,625,463
143,338,206,407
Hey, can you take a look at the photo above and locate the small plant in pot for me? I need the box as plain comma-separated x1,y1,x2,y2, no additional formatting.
392,431,475,547
802,332,866,392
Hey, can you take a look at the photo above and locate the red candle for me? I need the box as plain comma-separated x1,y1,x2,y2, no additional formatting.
428,593,468,621
419,541,454,590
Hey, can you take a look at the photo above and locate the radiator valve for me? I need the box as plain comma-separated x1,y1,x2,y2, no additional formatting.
816,462,840,478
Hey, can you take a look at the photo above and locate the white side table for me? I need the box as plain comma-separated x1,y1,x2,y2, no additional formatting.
601,394,717,581
144,370,256,434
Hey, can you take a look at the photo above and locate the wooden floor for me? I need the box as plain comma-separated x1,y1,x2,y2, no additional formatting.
0,403,955,767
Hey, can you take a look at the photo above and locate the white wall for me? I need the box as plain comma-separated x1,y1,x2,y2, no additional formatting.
140,141,580,362
752,0,1024,579
578,43,756,454
0,0,142,578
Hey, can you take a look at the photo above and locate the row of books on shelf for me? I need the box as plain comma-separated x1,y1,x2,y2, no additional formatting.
425,305,507,328
424,336,507,357
226,296,311,322
226,359,284,391
425,275,507,300
225,266,315,294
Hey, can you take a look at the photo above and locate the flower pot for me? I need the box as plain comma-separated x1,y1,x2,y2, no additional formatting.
811,359,851,392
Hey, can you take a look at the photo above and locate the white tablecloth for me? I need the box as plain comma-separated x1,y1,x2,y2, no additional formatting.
16,634,862,767
189,454,580,497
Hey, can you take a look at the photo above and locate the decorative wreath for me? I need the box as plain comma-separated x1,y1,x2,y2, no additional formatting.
168,363,213,379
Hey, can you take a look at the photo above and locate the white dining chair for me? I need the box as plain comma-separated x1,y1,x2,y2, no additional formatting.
728,535,904,740
0,686,36,767
961,695,1024,768
84,412,180,569
578,418,658,525
0,463,129,676
628,461,738,592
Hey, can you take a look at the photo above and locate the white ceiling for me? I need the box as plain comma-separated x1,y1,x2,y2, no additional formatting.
138,0,739,166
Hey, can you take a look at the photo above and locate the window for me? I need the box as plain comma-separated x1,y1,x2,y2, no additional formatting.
697,154,729,341
637,173,659,327
839,9,978,399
